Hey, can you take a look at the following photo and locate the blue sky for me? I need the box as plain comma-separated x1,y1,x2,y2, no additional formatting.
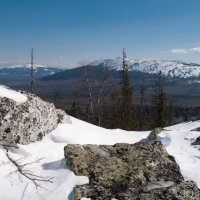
1,0,200,67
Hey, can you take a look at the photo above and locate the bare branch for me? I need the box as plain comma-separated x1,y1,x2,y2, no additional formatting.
21,183,29,200
3,147,54,190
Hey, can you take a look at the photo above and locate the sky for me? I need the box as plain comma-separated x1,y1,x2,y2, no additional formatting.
1,0,200,68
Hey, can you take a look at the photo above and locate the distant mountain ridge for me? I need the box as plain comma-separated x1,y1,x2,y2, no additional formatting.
89,57,200,79
2,58,200,81
1,59,200,106
0,64,64,81
0,63,48,69
39,58,200,83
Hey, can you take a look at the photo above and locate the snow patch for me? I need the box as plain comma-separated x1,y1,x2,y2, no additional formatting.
0,85,27,104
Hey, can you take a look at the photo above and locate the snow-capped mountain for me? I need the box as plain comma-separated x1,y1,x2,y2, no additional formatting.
89,57,200,79
0,64,63,81
1,63,48,69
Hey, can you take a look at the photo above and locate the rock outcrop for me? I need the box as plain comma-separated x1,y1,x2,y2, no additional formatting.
0,90,71,145
64,141,200,200
191,127,200,131
192,136,200,145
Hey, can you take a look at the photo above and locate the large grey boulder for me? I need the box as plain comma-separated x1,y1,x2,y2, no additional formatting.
64,141,200,200
0,90,71,145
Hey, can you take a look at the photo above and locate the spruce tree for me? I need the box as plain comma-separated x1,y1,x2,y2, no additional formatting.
120,48,135,130
152,70,167,127
110,91,120,128
139,74,145,130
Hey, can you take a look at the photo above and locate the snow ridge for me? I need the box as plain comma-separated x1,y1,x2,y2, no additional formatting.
89,57,200,78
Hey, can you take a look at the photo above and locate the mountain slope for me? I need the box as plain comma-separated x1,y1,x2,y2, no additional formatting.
0,65,63,81
40,58,200,82
40,65,107,81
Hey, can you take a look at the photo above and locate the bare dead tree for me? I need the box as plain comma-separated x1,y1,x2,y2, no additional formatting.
84,66,94,115
96,66,109,126
31,48,34,94
77,62,112,126
3,146,54,190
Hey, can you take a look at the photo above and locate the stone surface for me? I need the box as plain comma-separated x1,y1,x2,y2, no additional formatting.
192,136,200,145
0,90,71,145
64,141,200,199
138,181,200,200
148,127,164,140
191,127,200,131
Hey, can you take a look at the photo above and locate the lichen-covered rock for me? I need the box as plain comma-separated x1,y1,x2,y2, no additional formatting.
148,127,164,140
64,141,200,199
0,90,71,145
191,136,200,145
138,181,200,200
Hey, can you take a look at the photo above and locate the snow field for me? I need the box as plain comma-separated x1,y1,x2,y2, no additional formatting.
0,117,200,199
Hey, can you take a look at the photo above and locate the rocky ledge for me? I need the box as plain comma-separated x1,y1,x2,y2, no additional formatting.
64,141,200,200
0,90,71,145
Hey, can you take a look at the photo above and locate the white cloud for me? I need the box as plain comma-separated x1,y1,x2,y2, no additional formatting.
170,49,188,54
190,47,200,53
170,47,200,54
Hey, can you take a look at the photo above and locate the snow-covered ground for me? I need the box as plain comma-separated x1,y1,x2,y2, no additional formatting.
0,117,200,200
0,85,27,104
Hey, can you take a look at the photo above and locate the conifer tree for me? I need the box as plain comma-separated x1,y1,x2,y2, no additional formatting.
110,91,120,128
120,48,135,130
139,74,145,130
152,70,167,127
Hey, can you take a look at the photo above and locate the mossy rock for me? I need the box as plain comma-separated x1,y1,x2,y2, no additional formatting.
148,127,163,140
148,131,157,140
64,141,188,199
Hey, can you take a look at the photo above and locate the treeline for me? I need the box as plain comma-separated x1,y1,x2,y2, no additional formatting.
65,49,176,131
67,103,196,131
